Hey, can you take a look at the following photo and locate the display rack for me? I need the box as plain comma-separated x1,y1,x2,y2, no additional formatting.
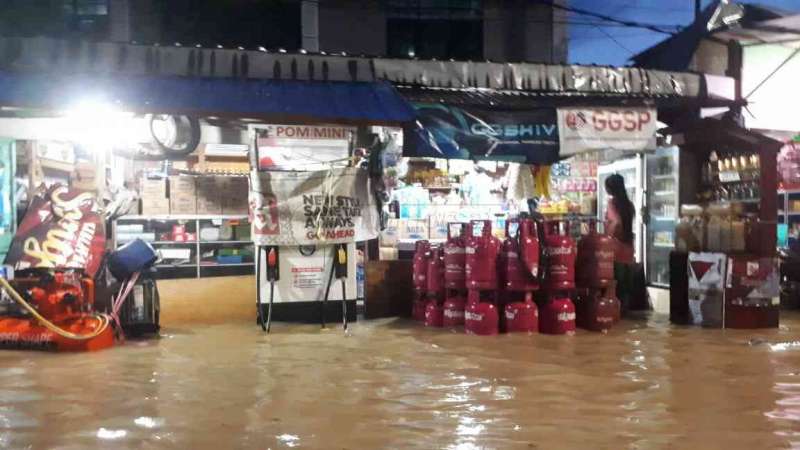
113,215,254,279
778,188,800,246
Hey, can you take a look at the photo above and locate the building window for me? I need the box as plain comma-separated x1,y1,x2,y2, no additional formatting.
387,0,483,60
62,0,109,37
387,19,483,60
387,0,483,19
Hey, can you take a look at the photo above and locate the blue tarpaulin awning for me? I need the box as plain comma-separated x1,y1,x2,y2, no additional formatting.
0,71,415,124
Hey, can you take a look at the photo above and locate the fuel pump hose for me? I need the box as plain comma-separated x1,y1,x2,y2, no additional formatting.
0,277,110,341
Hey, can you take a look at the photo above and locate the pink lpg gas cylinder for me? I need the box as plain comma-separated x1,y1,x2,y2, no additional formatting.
424,246,445,327
502,218,541,291
413,240,432,292
575,288,619,333
576,220,615,288
442,293,467,327
426,245,445,299
444,223,467,290
412,240,432,321
465,220,501,290
464,290,499,336
539,294,576,335
544,221,577,291
412,293,427,321
505,292,539,333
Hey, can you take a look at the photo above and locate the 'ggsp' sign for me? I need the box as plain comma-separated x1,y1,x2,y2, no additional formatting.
558,107,657,155
565,109,653,132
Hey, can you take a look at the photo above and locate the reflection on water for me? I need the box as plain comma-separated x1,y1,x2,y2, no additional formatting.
2,312,800,448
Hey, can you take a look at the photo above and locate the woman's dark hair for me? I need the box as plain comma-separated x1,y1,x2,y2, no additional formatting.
605,173,634,243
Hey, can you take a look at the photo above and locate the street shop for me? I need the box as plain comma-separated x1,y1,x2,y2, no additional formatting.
0,36,782,350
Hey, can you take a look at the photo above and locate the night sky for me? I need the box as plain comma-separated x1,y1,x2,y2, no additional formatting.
569,0,800,66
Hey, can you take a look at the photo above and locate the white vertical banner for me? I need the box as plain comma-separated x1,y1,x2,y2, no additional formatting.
249,167,380,246
557,107,657,156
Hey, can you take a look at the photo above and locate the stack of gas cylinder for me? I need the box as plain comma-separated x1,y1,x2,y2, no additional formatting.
574,220,621,332
411,217,621,336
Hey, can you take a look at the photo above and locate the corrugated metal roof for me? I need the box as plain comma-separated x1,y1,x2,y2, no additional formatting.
0,37,705,99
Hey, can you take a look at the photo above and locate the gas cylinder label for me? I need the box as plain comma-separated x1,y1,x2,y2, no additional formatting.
557,312,576,322
444,247,465,255
444,310,464,319
465,312,484,321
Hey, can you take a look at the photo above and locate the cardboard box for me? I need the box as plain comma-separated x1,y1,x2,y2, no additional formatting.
169,176,197,215
196,176,223,215
221,177,249,215
380,218,399,247
398,219,429,241
140,177,170,215
379,247,399,260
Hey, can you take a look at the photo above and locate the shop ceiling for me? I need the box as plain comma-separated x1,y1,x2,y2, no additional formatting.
0,36,736,124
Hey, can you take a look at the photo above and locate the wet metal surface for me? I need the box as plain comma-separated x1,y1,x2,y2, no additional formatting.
3,313,800,449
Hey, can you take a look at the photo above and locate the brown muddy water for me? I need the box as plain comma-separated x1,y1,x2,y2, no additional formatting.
3,313,800,450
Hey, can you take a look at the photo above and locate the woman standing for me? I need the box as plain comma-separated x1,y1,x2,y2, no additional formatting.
604,174,636,310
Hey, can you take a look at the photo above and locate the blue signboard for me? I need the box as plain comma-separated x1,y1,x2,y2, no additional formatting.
405,103,560,164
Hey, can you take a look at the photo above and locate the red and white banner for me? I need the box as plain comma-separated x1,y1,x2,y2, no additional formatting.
253,124,354,171
249,167,379,246
557,108,657,155
4,185,106,277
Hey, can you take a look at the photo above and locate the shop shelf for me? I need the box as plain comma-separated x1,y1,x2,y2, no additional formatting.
424,186,453,191
199,262,255,267
119,214,248,221
653,242,675,248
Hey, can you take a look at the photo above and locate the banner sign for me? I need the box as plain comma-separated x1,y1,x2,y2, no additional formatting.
558,108,657,156
405,103,560,164
253,124,354,171
5,185,106,277
250,167,379,246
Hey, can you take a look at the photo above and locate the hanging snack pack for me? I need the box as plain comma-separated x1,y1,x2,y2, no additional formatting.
4,184,106,277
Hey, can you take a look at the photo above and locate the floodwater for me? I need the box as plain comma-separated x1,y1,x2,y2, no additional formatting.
3,313,800,450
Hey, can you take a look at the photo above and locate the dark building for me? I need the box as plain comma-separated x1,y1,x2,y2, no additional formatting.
0,0,568,64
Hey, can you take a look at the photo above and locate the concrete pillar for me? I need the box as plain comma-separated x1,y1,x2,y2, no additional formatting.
108,0,130,42
301,0,320,53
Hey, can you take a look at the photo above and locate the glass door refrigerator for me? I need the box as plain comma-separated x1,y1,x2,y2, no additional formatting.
0,139,15,262
644,146,679,287
598,155,644,263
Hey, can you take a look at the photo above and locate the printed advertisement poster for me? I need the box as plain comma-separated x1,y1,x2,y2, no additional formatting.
250,167,379,246
687,252,727,328
558,107,657,155
405,103,560,164
4,185,106,277
254,124,354,171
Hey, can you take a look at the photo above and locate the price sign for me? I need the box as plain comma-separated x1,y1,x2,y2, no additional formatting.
718,171,741,183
